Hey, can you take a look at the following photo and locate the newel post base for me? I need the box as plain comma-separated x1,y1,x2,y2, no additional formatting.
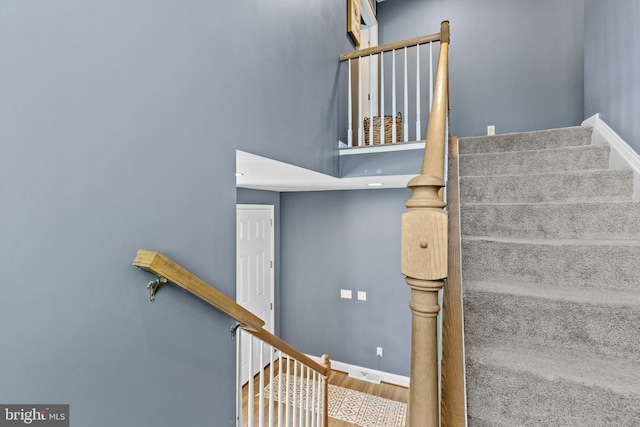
402,177,448,427
406,277,444,427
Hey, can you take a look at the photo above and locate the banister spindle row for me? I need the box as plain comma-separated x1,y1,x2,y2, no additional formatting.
237,330,328,427
345,38,437,147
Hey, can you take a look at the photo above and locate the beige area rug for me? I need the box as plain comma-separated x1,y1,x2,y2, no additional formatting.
263,374,407,427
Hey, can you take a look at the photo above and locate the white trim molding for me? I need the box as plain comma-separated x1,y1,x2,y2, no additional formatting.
582,113,640,200
306,354,410,388
332,360,410,388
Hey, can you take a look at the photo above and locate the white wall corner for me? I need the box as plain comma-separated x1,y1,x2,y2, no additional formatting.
582,113,640,200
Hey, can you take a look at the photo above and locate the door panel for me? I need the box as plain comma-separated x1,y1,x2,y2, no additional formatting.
236,205,274,384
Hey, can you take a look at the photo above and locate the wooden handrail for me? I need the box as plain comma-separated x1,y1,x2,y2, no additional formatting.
339,31,441,61
133,250,265,331
132,250,329,377
400,20,450,427
247,329,328,376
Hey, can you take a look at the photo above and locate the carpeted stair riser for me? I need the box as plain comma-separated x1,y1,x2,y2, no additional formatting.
462,237,640,290
465,358,640,427
460,169,634,204
461,201,640,240
459,126,592,155
463,284,640,361
459,145,610,176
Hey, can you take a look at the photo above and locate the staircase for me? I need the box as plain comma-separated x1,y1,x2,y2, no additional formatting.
458,127,640,426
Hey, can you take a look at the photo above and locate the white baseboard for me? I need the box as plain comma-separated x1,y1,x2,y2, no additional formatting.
332,360,410,388
306,354,410,388
582,113,640,200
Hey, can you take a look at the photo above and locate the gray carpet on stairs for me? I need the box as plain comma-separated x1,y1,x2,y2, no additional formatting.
458,126,640,426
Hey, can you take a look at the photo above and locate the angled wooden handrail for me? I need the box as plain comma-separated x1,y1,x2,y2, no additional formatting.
247,328,328,377
340,31,441,61
133,249,265,331
132,249,329,377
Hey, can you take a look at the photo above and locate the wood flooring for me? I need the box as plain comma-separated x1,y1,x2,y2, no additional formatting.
240,359,408,427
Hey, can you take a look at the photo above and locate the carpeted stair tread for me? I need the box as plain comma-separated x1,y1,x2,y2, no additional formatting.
464,281,640,361
459,125,640,426
465,342,640,426
462,236,640,290
467,341,640,395
460,201,640,240
460,168,634,203
459,126,592,155
459,145,610,176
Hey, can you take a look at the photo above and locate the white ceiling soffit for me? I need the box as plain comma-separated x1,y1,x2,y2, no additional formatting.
236,150,413,192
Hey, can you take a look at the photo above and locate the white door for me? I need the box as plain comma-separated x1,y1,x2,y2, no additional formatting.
236,204,274,384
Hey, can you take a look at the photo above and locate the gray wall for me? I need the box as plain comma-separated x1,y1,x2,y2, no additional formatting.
377,0,585,138
0,1,349,425
584,0,640,154
280,189,412,376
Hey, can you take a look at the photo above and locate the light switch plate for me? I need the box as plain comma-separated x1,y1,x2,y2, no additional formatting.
357,291,367,301
340,289,352,299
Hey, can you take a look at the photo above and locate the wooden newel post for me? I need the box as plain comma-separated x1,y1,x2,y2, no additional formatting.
322,354,331,427
401,20,449,427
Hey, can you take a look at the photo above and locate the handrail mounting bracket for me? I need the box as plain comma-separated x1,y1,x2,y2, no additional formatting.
229,322,244,339
147,276,168,302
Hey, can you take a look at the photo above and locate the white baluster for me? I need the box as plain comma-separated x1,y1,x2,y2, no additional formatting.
298,365,304,427
403,46,409,142
416,43,421,141
380,51,385,145
305,367,311,426
268,347,274,427
318,377,325,427
236,329,243,427
248,336,254,427
358,57,363,146
292,361,298,427
368,53,374,146
310,372,316,427
285,355,291,427
278,352,283,427
392,49,397,144
348,58,353,147
259,342,265,427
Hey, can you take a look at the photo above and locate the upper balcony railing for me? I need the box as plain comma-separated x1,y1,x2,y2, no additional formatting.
339,31,443,151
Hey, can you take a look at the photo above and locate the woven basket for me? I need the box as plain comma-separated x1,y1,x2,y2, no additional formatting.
363,113,402,145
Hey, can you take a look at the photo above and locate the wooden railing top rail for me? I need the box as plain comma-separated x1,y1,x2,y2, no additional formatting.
339,31,441,61
248,328,329,376
132,250,329,377
133,250,265,331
